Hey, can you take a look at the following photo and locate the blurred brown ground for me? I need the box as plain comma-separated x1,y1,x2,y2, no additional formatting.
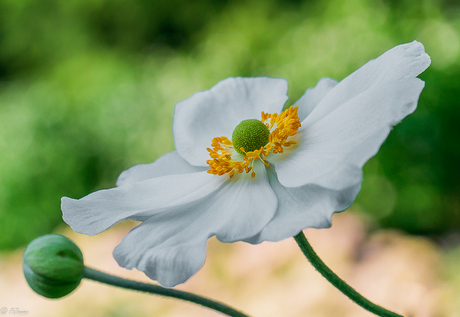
0,211,455,317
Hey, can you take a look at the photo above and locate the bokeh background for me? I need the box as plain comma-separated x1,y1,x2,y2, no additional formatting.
1,0,460,316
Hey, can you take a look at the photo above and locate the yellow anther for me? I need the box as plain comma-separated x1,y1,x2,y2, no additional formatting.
206,106,300,179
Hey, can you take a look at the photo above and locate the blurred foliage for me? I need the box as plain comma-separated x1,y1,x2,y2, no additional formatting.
0,0,460,250
0,0,228,78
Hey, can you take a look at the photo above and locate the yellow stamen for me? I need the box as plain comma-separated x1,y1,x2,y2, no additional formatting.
206,106,301,178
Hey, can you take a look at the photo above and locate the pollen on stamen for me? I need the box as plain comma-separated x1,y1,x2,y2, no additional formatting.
206,105,301,179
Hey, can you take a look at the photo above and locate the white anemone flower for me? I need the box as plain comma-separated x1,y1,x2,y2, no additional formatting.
62,41,430,287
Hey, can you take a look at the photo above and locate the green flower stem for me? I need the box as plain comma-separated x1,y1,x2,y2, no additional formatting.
294,232,403,317
82,267,250,317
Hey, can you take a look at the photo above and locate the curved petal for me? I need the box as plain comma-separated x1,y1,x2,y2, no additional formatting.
276,78,425,189
116,151,207,186
113,215,209,287
294,77,338,122
213,161,277,243
173,77,289,167
113,162,277,287
303,41,430,127
245,165,361,244
61,171,224,235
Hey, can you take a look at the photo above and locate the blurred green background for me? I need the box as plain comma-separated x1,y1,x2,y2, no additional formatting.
0,0,459,250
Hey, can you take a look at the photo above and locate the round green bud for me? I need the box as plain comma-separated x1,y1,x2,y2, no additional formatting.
23,234,84,299
232,119,270,155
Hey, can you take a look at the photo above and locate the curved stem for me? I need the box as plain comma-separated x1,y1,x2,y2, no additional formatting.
83,267,250,317
294,232,403,317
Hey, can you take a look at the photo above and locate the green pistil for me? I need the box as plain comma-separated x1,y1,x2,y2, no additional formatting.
232,119,270,155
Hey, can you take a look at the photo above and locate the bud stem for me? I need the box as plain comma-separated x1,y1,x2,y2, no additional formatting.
82,267,250,317
293,231,404,317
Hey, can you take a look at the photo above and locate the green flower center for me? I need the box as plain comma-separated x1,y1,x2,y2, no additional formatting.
232,119,270,155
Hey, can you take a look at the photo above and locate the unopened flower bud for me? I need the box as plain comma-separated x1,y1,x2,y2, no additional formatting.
23,234,84,299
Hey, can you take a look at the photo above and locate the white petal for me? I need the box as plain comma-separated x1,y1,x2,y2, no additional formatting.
116,151,207,186
113,215,209,287
245,165,361,244
213,162,277,243
303,41,431,127
61,171,224,235
173,77,289,167
113,163,277,287
294,77,338,122
276,78,425,189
